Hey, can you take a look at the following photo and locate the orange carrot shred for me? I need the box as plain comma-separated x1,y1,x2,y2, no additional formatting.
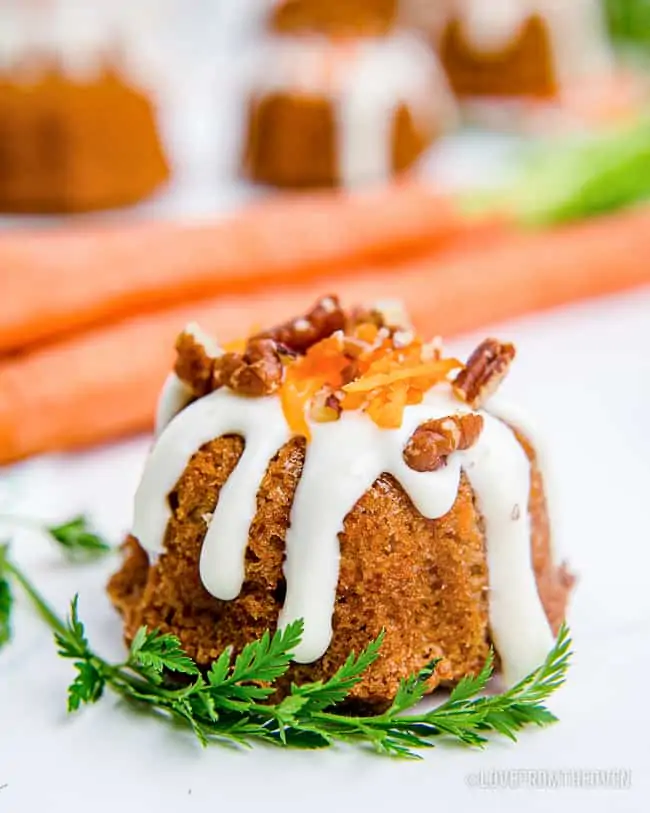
342,359,462,394
354,323,379,344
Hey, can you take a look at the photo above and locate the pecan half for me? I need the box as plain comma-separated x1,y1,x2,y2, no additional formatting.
174,327,221,397
252,295,346,354
213,338,283,397
453,339,516,408
403,414,484,472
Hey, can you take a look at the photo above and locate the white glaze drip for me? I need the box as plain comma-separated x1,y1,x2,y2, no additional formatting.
199,398,291,600
278,392,465,662
461,412,554,685
134,390,291,582
155,374,193,437
336,35,455,188
0,0,169,87
134,379,555,684
486,395,562,563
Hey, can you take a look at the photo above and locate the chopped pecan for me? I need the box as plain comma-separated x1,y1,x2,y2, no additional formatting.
347,306,385,332
174,326,221,397
453,339,516,408
309,386,343,423
347,299,412,336
213,338,284,397
252,295,346,354
372,299,413,332
403,414,484,472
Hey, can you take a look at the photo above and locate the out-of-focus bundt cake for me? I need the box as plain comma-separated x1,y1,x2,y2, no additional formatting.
243,34,456,189
109,297,574,709
439,0,614,100
0,3,169,213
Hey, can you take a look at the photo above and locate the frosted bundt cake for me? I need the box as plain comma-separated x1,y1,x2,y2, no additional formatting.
109,296,574,708
439,0,614,100
0,3,169,213
243,34,456,189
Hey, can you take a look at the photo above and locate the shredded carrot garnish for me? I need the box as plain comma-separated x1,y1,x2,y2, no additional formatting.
280,374,319,440
353,323,380,344
279,336,351,437
340,391,367,412
342,360,462,394
278,323,463,435
366,384,409,430
406,387,424,406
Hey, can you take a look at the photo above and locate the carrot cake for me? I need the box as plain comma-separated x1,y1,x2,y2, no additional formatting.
243,34,456,189
109,296,574,709
439,0,614,100
0,3,169,213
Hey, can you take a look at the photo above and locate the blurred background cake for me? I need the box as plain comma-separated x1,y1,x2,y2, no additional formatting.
0,0,169,214
243,34,456,188
0,0,645,210
439,0,615,100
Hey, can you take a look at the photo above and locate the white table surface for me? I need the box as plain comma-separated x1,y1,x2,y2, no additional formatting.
1,284,649,813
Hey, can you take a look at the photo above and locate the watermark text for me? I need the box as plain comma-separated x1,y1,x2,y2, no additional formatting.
465,768,632,791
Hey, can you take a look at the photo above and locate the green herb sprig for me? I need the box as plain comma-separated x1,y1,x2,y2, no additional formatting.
0,544,13,647
0,513,113,563
0,538,572,759
47,516,113,561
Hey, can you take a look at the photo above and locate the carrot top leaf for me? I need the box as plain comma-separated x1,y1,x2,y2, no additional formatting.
0,524,572,758
47,516,113,561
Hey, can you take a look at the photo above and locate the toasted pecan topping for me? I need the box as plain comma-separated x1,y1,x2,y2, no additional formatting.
252,295,346,354
174,328,220,397
173,299,515,438
453,339,516,408
346,306,386,333
403,414,484,472
213,338,284,397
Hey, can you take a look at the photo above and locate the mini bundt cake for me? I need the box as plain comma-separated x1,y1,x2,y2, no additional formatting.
0,5,169,213
109,296,574,709
439,0,614,100
243,34,456,189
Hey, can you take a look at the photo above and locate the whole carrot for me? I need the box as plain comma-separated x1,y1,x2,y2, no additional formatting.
1,204,649,464
0,183,496,353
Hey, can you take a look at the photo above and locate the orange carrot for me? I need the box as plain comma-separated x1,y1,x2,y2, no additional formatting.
0,182,502,353
354,203,650,338
1,205,649,464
